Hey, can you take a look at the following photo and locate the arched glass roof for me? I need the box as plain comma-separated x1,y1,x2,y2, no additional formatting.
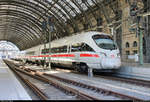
0,41,19,51
0,41,20,58
0,0,145,50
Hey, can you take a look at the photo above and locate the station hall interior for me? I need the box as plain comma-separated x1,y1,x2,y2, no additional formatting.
0,0,150,101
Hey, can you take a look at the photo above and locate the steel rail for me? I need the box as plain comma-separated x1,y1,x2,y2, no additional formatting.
23,67,145,101
7,63,48,100
5,60,100,100
6,60,147,101
54,67,150,88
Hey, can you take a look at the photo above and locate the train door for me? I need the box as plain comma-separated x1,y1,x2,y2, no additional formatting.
67,44,76,66
62,45,71,65
70,43,80,63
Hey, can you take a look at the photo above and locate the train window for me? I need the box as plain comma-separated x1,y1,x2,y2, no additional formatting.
42,49,45,54
56,47,60,53
81,43,94,52
63,46,67,52
42,48,49,54
46,49,49,53
51,45,68,53
71,43,80,52
71,43,94,52
92,34,117,50
54,48,58,53
59,47,63,52
51,48,55,53
52,48,57,53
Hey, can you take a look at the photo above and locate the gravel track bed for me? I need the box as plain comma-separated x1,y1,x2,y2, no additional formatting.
52,68,150,94
14,70,77,100
10,67,39,100
43,70,150,100
42,75,122,100
26,65,150,96
10,61,150,100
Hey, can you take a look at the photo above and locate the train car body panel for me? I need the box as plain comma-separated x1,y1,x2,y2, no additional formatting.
20,31,121,71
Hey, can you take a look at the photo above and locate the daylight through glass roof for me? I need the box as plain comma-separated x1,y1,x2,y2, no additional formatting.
0,0,138,50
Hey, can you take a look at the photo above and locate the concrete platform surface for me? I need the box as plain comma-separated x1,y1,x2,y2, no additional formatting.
114,62,150,81
0,59,31,100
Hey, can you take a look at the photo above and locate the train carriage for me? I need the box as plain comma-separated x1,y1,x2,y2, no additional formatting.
20,31,121,72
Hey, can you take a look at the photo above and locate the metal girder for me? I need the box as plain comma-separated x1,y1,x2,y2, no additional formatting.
0,0,143,50
0,9,44,45
56,1,79,32
92,0,111,23
0,26,38,47
0,17,41,38
71,0,92,30
0,24,39,43
0,0,69,49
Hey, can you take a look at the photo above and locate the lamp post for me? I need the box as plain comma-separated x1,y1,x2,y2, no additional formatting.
137,16,143,65
47,16,54,70
42,20,47,69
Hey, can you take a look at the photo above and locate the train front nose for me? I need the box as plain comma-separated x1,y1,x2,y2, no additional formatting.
101,57,121,69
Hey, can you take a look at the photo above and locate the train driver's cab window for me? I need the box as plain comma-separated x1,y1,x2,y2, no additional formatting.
92,34,117,50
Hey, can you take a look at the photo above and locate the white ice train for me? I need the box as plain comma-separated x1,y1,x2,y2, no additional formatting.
20,31,121,72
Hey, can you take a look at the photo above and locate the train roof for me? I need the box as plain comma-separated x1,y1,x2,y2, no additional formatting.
50,31,110,47
24,31,111,51
53,31,110,41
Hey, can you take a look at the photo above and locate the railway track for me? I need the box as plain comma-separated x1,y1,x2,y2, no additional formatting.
21,63,150,89
5,60,101,100
8,63,48,100
96,74,150,88
5,60,147,101
54,67,150,88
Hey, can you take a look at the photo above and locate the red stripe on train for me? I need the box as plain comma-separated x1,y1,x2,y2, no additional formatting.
51,54,75,57
30,54,99,58
38,55,49,57
30,54,75,58
80,54,100,58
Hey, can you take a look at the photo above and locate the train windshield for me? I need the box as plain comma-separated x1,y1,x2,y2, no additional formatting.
92,34,117,50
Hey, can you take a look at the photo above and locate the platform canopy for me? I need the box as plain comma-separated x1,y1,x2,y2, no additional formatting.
0,0,145,50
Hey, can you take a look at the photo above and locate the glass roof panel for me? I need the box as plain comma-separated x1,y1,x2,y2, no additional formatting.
67,0,81,14
54,3,70,19
87,0,95,6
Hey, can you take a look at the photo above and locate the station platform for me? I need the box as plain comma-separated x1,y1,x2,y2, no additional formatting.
0,59,31,100
122,62,150,68
115,62,150,81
